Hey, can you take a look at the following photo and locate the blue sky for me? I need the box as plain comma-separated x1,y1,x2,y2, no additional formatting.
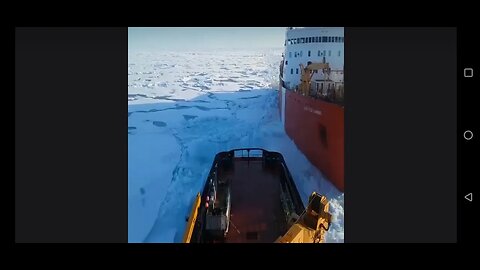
128,27,285,52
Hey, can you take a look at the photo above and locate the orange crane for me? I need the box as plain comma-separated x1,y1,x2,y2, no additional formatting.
298,62,330,96
275,192,332,243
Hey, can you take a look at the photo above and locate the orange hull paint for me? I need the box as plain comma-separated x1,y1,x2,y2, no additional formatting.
281,90,344,192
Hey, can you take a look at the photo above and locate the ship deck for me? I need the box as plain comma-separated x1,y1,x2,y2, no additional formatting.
189,148,305,243
219,159,286,243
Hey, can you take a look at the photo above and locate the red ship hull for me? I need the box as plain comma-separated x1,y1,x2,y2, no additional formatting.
279,88,344,192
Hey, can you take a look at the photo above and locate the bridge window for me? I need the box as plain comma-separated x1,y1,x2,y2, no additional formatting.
300,51,303,57
308,50,311,57
296,38,300,44
322,36,327,42
328,50,331,56
289,52,292,58
290,68,293,74
296,68,299,74
285,60,288,65
338,50,341,57
318,50,321,56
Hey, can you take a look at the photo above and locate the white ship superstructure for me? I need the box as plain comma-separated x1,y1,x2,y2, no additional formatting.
281,27,344,90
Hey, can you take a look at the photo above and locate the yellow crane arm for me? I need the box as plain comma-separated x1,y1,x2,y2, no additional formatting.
275,192,332,243
182,193,202,243
298,63,331,96
305,63,330,71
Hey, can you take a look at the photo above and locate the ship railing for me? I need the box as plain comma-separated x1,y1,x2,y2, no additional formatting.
284,86,344,106
304,82,344,106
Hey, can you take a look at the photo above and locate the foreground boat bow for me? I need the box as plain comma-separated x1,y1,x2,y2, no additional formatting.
183,148,331,243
